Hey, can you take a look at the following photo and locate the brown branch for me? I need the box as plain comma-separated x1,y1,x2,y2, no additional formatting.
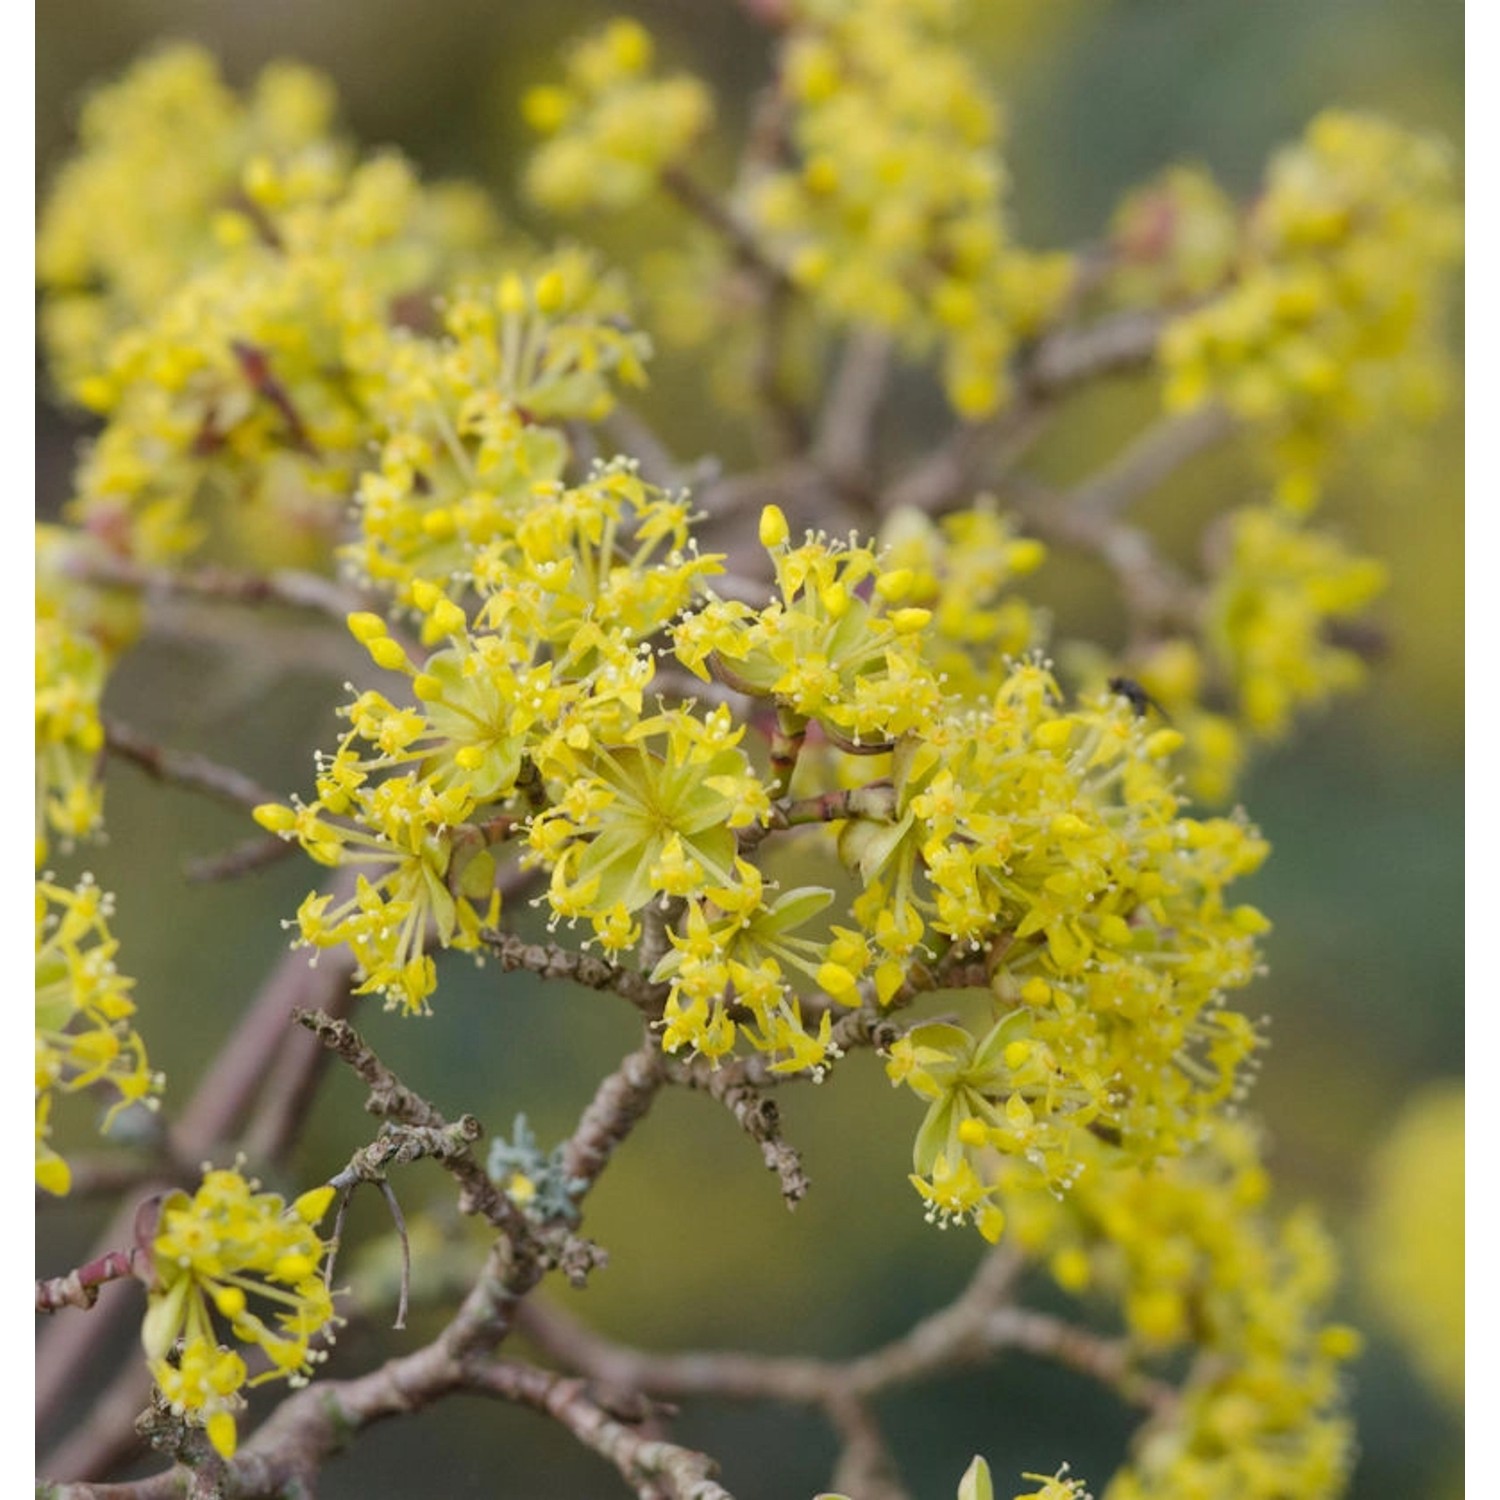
466,1361,734,1500
665,1058,809,1208
44,1354,735,1500
814,329,894,494
883,308,1171,518
1065,403,1236,522
660,165,792,294
563,1035,671,1186
62,554,365,623
44,1036,677,1498
294,1009,525,1236
480,927,670,1019
103,720,280,813
183,834,297,884
1008,476,1202,638
36,1249,147,1313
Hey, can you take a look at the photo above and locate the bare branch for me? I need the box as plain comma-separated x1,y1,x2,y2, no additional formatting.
36,1249,147,1314
561,1034,670,1188
660,165,792,294
665,1058,809,1208
294,1009,524,1235
103,720,280,813
62,554,367,623
466,1361,734,1500
882,308,1172,517
1065,403,1236,522
1008,476,1202,637
480,927,669,1019
815,329,894,492
183,834,296,884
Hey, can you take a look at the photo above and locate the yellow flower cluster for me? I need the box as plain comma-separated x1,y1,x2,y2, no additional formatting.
35,525,143,863
1159,111,1461,510
1206,506,1387,738
1110,505,1386,803
39,45,503,567
523,18,713,214
877,694,1269,1202
143,1168,338,1458
984,1122,1358,1500
877,502,1048,700
1108,164,1240,308
37,44,344,390
35,876,161,1195
259,461,719,1015
36,606,108,861
347,256,650,604
751,0,1074,416
1361,1082,1463,1409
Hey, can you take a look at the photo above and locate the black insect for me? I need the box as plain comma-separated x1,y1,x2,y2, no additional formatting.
1107,675,1170,722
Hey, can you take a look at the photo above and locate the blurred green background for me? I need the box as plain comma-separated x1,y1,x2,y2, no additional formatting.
37,2,1462,1496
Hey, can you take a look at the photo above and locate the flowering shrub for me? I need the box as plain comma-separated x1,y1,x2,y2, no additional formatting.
35,9,1458,1499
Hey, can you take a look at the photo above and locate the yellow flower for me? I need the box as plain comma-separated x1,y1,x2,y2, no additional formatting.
143,1168,339,1457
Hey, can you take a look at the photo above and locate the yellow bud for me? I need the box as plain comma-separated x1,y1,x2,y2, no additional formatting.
1051,1246,1091,1293
498,273,527,317
242,155,279,206
1006,538,1047,575
607,18,652,73
1145,728,1185,758
1034,719,1073,751
1020,977,1051,1007
293,1185,337,1223
875,568,914,601
412,673,443,702
206,1411,239,1460
759,504,789,549
410,579,442,612
889,608,932,633
1319,1324,1365,1361
212,1285,247,1318
253,803,297,834
522,85,571,134
429,598,468,637
819,581,850,618
368,637,409,672
957,1116,988,1147
535,269,567,314
346,612,387,644
1003,1040,1031,1070
816,961,860,1004
976,1204,1006,1244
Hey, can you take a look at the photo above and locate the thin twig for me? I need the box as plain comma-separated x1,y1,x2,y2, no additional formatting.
36,1249,147,1314
661,165,792,293
665,1058,809,1207
1066,403,1236,522
183,834,297,883
480,928,669,1019
882,308,1171,517
103,719,280,812
815,329,894,495
62,554,366,623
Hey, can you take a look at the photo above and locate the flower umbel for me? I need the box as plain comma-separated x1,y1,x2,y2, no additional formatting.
143,1168,339,1458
